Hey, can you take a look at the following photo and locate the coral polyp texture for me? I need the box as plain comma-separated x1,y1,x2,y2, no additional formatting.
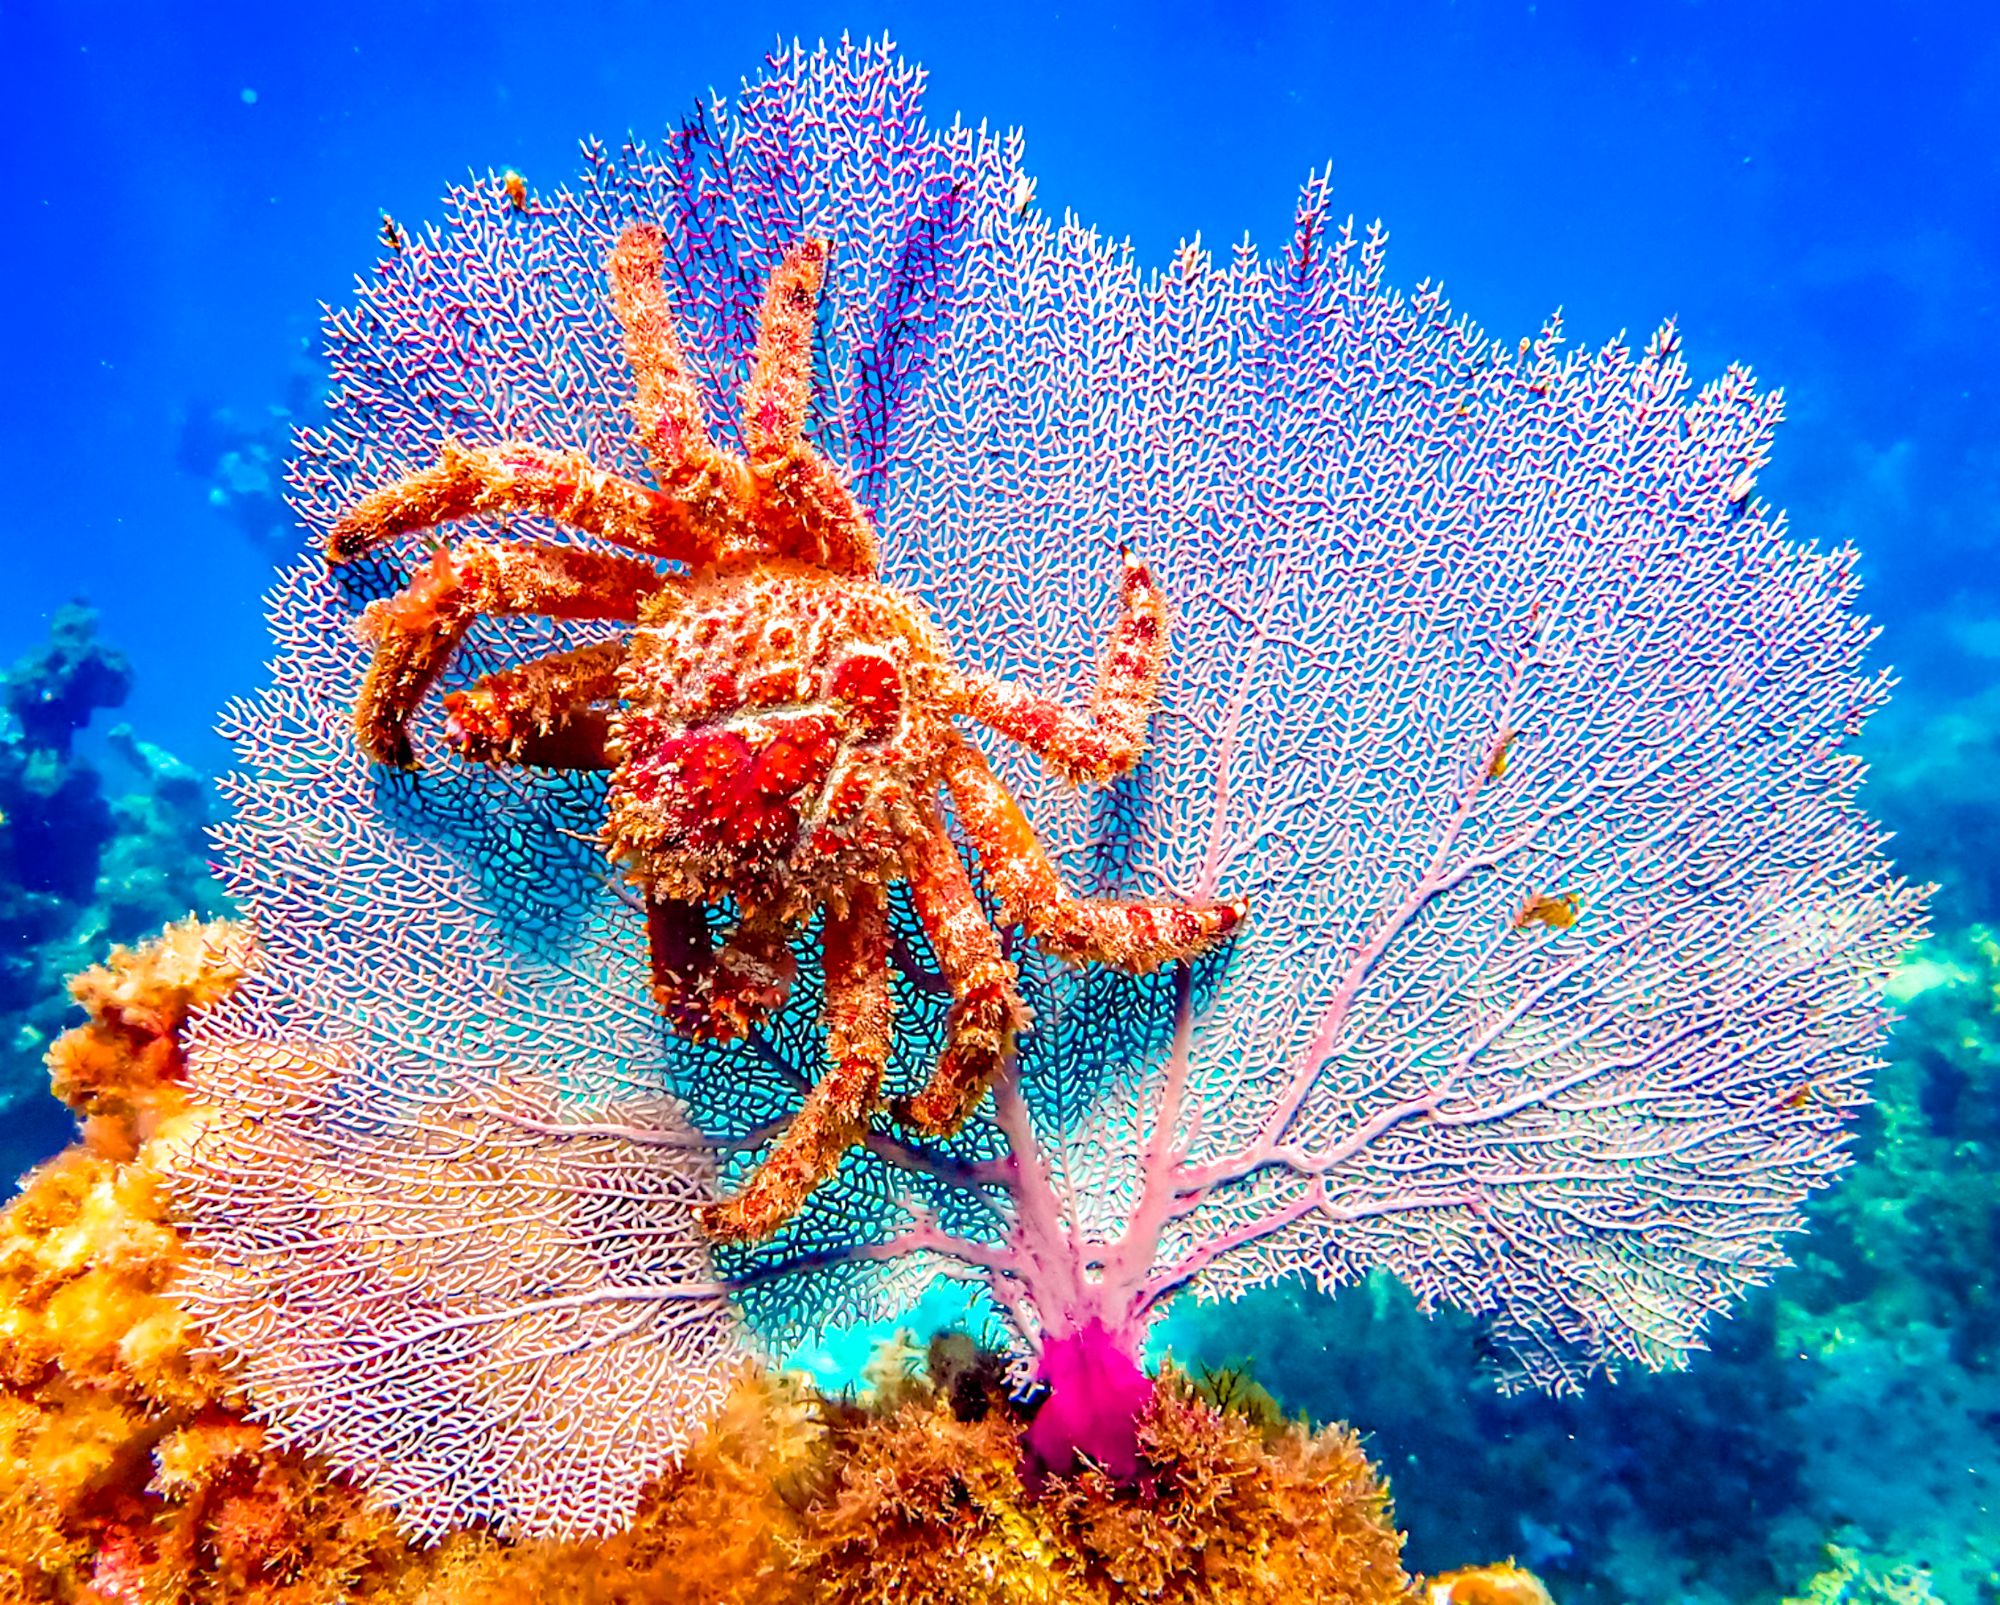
167,36,1922,1540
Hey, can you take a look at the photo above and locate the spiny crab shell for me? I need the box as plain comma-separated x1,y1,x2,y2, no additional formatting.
607,562,956,923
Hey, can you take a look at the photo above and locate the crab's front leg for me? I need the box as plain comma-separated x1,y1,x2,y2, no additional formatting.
347,539,664,768
894,797,1032,1137
698,882,893,1243
738,238,880,577
942,733,1245,972
607,224,745,534
953,548,1166,784
440,638,627,769
327,438,701,563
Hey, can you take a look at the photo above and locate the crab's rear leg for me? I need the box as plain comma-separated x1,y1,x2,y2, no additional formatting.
698,882,893,1244
350,539,665,768
895,797,1031,1137
942,734,1245,972
954,549,1166,784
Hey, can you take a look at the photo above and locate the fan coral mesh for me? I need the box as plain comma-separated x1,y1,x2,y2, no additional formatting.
165,34,1922,1539
886,193,1924,1381
0,924,1415,1601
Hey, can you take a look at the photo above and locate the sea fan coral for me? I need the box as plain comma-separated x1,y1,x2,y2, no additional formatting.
165,34,1922,1539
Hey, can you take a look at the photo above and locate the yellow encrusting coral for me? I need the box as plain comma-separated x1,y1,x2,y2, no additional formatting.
0,919,420,1604
0,921,1473,1602
1781,1545,1944,1605
1424,1560,1556,1605
491,1355,1413,1605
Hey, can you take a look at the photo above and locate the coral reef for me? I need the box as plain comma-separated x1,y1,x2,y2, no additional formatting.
1795,923,2000,1367
1779,1545,1944,1605
513,1357,1411,1605
168,37,1919,1541
0,921,419,1602
1,607,132,1035
1,921,1437,1602
1164,1272,1810,1604
1,605,224,1183
178,362,325,560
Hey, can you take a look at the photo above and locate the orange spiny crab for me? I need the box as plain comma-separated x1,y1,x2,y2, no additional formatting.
325,223,1245,1242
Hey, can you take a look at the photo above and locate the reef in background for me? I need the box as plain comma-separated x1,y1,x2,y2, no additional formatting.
176,360,325,561
0,605,224,1184
0,922,1442,1603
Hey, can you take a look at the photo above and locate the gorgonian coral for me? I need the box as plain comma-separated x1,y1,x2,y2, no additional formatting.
163,35,1922,1540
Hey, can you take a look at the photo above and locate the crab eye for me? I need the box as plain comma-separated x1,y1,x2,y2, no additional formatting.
830,651,902,740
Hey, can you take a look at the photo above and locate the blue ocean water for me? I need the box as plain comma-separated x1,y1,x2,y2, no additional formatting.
2,2,1994,1599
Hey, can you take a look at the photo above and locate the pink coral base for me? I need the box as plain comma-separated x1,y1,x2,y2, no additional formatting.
1024,1319,1154,1480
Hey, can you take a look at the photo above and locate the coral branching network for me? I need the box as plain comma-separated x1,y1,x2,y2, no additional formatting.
160,35,1922,1542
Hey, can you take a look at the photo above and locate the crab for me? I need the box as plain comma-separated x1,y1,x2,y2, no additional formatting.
325,222,1246,1243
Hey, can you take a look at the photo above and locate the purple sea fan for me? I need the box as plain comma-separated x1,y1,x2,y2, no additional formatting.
162,35,1923,1539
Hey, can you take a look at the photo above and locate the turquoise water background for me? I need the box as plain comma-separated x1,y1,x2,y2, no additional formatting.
3,3,1995,1600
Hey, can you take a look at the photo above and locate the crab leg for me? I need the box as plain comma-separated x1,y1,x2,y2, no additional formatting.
741,240,823,460
645,897,798,1047
440,638,625,769
326,439,701,564
607,225,745,528
953,549,1168,784
351,539,665,769
941,733,1245,972
698,882,893,1243
896,797,1031,1136
739,238,879,576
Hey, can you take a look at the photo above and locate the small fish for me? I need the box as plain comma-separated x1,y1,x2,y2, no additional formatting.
1486,731,1515,780
379,213,405,253
1513,893,1577,932
502,169,528,213
1779,1079,1847,1116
